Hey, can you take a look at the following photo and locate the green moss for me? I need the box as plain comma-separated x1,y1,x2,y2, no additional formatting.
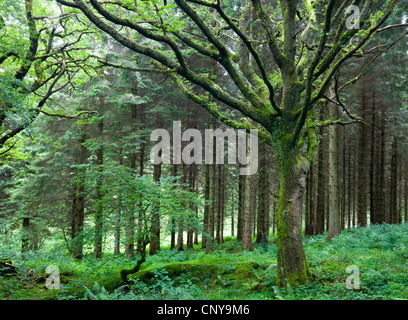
286,259,312,287
235,265,252,278
132,261,227,285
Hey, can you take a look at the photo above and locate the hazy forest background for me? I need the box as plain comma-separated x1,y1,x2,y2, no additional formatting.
0,0,408,300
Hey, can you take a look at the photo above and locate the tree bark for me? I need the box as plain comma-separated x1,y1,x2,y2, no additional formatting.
71,133,86,259
136,104,146,254
120,244,147,283
256,141,267,243
404,161,407,223
149,157,161,254
357,88,368,227
202,163,209,248
193,165,200,245
237,173,243,242
378,104,386,223
21,217,31,253
93,103,104,259
114,147,122,255
315,123,325,235
264,166,271,237
327,101,341,240
205,116,216,253
305,158,314,236
150,113,162,255
170,164,177,250
187,163,197,248
242,171,252,250
275,148,311,287
369,92,377,225
215,164,221,244
125,84,138,259
177,161,188,252
220,164,225,243
390,135,398,224
341,126,346,230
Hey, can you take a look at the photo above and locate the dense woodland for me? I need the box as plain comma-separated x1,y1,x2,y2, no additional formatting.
0,0,408,301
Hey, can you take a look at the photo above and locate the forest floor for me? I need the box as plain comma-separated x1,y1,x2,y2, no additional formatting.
1,223,408,300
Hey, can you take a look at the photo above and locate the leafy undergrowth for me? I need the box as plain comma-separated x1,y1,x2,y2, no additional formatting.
2,224,408,300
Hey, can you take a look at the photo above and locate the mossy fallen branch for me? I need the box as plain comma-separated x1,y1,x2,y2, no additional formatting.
120,248,147,284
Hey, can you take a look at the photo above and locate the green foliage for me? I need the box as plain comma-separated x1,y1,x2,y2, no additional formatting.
3,224,408,300
83,268,205,300
0,75,29,115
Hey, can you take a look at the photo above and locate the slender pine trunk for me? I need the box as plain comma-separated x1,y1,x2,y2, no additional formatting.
369,92,377,224
114,147,123,255
316,125,325,235
93,106,104,259
150,113,162,255
357,88,368,227
71,133,86,259
327,101,341,240
256,141,267,243
390,135,398,224
242,171,252,250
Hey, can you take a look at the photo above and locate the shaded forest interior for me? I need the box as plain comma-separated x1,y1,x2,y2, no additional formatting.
0,0,407,300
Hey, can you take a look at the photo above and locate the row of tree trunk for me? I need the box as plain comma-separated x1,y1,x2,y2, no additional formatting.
305,85,407,237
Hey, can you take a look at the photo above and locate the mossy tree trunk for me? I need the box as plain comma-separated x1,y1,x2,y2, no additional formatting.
275,144,311,287
120,245,147,284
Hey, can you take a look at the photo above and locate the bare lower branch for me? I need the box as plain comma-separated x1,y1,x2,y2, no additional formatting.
40,110,97,118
